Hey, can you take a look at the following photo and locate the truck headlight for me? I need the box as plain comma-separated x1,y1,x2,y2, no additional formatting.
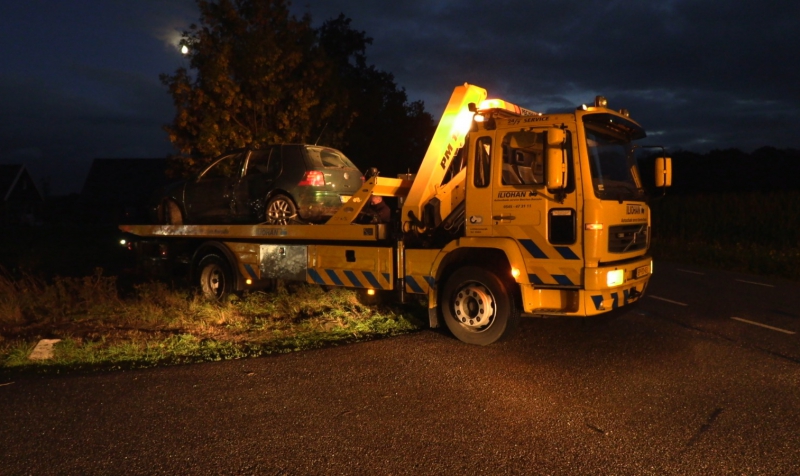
607,269,624,287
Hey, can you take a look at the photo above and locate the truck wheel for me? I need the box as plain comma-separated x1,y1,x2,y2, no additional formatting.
441,266,520,345
196,254,234,299
265,194,298,225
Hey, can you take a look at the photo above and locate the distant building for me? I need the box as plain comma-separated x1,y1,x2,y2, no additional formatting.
0,164,44,225
80,158,171,224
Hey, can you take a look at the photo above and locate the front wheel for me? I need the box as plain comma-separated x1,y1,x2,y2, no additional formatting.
196,254,234,300
441,266,520,345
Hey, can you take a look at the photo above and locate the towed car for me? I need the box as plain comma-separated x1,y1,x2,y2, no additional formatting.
153,144,363,225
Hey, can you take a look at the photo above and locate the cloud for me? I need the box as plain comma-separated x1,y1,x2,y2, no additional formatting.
2,0,800,195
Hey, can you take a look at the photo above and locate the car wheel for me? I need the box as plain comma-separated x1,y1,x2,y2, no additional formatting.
265,194,299,225
441,266,520,345
158,199,183,225
196,254,234,300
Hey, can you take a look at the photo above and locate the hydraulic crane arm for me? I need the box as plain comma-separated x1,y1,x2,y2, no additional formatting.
401,83,487,233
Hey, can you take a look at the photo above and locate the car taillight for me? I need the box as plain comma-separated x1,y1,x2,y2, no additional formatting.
298,170,325,187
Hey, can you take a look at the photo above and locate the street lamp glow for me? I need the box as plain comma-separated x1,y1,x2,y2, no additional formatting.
180,45,189,55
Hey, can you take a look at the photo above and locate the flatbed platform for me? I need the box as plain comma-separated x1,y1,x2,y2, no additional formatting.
120,223,388,241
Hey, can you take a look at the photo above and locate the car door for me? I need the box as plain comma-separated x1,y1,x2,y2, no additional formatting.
234,147,280,222
183,151,245,223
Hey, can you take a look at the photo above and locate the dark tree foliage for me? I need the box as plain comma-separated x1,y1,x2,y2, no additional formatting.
318,15,435,177
160,0,331,176
161,1,435,178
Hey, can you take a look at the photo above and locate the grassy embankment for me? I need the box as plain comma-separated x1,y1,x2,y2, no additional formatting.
0,225,424,374
0,271,424,374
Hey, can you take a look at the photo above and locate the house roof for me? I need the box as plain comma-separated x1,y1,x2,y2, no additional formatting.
0,164,43,202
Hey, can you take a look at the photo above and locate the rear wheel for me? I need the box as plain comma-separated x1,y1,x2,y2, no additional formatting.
158,200,183,225
196,254,234,300
265,194,299,225
441,266,520,345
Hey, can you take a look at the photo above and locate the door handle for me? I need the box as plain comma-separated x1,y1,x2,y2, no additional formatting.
492,215,516,221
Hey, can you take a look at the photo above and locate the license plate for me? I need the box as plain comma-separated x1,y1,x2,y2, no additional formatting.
635,265,650,278
340,195,352,203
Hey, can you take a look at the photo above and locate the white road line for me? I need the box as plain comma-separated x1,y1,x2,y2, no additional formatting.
735,279,774,288
677,269,705,275
731,317,796,335
648,295,689,306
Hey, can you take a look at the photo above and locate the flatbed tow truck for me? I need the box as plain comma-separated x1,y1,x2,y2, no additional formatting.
120,83,671,345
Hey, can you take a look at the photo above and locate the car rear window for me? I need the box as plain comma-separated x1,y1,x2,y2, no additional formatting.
304,146,358,169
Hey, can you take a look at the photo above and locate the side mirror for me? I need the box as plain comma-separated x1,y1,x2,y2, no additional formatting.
546,129,567,189
655,157,672,187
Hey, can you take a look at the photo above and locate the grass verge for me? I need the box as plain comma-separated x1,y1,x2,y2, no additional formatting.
0,274,425,375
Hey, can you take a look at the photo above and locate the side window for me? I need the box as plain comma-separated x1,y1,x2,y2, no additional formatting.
501,131,545,186
473,137,492,188
200,153,242,181
246,148,278,177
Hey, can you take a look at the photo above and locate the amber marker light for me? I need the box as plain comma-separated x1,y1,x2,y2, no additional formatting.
367,289,376,296
585,223,603,231
511,267,521,279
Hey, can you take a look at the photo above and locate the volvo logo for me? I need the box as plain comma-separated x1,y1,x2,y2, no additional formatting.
626,204,645,215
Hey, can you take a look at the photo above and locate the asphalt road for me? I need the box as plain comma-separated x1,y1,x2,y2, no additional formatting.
1,262,798,475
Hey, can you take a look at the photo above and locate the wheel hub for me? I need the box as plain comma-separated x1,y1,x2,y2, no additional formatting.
452,284,495,330
267,199,296,225
201,265,225,298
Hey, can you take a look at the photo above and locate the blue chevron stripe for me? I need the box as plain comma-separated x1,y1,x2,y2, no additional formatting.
325,269,344,286
554,246,580,260
344,270,362,288
363,271,383,289
552,274,574,286
519,239,548,259
307,269,325,285
405,276,425,293
528,274,545,285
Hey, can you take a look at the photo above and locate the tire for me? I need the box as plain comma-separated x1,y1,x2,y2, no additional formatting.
158,199,183,225
440,266,520,345
196,254,234,300
265,194,299,225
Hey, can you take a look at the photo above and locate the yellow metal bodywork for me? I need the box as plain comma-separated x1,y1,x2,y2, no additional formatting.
224,241,261,283
306,245,394,290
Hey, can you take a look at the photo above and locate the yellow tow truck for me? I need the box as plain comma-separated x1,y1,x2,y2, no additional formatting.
120,83,672,345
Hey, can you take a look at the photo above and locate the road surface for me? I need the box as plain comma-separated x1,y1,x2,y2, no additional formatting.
1,262,798,474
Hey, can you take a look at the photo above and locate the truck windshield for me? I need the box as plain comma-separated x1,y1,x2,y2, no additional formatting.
584,114,645,201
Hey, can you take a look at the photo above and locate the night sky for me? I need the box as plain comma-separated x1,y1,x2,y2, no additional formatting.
1,0,798,195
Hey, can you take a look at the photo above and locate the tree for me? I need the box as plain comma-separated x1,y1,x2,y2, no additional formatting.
317,15,435,177
161,0,341,175
161,1,434,178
